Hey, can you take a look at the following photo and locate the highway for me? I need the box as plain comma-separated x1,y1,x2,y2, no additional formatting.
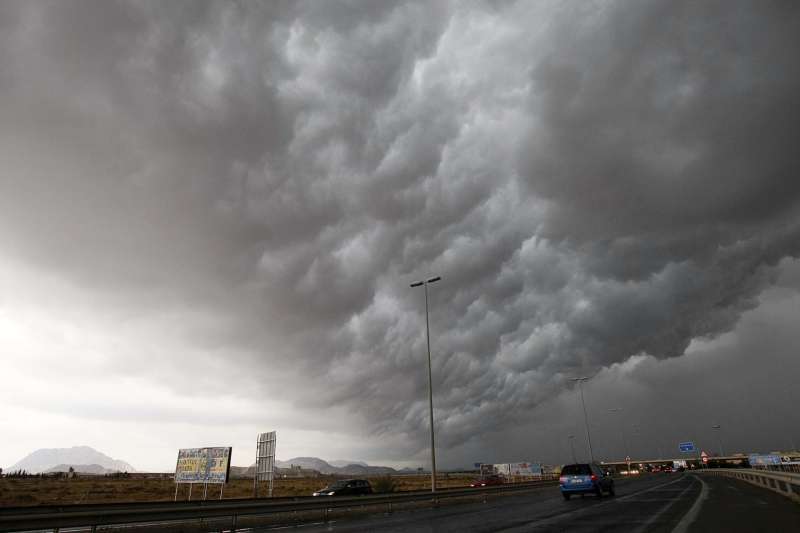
4,472,799,532
279,473,800,532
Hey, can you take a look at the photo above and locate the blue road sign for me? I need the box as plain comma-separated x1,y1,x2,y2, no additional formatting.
679,442,696,453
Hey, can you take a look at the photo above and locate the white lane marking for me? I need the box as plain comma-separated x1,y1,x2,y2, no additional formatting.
614,475,688,503
632,478,694,533
496,475,691,532
671,475,708,533
628,496,686,503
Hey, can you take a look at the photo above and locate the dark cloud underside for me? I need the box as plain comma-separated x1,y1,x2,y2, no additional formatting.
1,0,798,462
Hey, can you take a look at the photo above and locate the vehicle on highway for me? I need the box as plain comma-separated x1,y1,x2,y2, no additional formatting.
312,479,373,496
662,465,674,473
559,463,615,500
470,474,504,487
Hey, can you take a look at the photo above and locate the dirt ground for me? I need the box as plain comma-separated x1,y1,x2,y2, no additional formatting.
0,474,477,507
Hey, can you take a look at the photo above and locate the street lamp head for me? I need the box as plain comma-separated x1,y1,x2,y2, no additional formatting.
410,276,441,288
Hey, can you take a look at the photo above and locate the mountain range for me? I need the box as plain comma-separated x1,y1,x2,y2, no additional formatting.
328,460,369,468
274,457,395,475
44,464,125,475
6,447,408,476
6,446,137,474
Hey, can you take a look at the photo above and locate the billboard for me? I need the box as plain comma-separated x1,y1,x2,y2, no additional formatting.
490,462,543,477
748,454,781,466
175,447,232,484
509,462,543,476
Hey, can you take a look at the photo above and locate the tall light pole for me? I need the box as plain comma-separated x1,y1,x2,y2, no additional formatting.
712,424,724,458
608,408,628,461
570,377,594,463
568,435,577,463
410,275,442,493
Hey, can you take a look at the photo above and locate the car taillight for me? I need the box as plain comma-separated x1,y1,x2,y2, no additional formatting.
559,476,567,484
591,474,597,481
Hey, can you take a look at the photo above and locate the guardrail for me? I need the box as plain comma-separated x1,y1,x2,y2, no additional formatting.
0,479,558,532
755,463,800,474
696,468,800,503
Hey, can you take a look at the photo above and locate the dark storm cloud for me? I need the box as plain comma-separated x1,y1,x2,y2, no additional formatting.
522,1,800,253
2,0,799,463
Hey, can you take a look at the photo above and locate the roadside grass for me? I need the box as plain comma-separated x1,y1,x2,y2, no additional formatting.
0,474,476,506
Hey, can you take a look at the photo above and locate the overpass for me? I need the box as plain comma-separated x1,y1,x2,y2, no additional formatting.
600,455,748,470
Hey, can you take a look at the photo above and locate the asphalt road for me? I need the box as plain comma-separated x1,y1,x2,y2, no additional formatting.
266,473,800,532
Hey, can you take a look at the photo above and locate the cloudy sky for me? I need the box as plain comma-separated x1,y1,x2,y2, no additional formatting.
1,0,799,472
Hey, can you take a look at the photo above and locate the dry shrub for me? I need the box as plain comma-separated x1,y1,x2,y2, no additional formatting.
371,475,395,493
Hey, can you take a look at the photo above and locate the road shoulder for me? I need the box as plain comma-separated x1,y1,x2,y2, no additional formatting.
687,474,800,532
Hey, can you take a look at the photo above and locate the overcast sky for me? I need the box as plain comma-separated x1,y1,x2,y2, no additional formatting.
1,0,799,472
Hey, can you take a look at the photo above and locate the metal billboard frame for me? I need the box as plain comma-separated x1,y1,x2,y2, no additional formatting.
254,431,277,497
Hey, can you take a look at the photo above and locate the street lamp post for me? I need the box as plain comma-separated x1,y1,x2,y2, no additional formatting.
410,275,442,493
570,377,594,463
568,435,577,463
608,408,629,462
712,424,724,458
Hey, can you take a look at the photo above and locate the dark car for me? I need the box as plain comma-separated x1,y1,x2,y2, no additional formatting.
559,463,614,500
312,479,373,497
470,474,504,487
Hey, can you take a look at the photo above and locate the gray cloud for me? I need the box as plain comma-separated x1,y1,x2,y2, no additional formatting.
1,0,798,466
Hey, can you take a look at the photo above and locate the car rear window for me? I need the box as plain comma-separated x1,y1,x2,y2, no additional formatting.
562,464,591,475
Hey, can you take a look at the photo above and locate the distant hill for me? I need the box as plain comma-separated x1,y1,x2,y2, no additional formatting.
336,463,396,475
276,457,337,474
329,460,368,468
231,457,397,477
44,463,123,475
7,446,136,474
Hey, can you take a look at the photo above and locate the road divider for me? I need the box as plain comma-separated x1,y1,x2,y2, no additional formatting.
0,478,559,532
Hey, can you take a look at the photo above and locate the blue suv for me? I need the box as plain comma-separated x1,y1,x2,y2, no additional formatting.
559,463,615,500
